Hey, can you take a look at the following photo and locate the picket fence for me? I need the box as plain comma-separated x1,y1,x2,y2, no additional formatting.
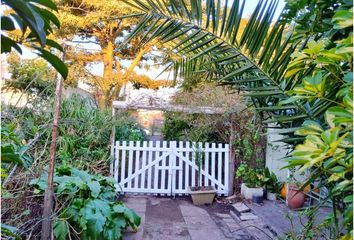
112,141,230,196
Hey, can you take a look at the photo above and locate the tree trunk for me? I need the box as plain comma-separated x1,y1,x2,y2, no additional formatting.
100,40,114,108
41,49,66,240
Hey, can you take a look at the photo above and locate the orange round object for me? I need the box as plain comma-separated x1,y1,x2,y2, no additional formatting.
280,183,287,199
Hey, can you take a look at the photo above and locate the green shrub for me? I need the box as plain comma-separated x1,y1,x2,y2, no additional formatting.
262,168,280,194
236,163,264,188
163,112,222,142
30,165,140,239
2,96,145,173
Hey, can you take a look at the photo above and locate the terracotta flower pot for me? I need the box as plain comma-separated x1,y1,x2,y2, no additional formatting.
287,185,305,209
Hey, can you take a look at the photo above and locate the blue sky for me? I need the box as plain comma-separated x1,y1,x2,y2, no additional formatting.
19,0,286,80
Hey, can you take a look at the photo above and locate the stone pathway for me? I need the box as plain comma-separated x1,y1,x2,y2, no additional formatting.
122,196,276,240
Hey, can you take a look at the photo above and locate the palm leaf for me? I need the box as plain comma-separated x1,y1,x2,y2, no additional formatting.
123,0,320,142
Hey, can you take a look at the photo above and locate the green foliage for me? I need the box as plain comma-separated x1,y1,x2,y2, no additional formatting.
3,53,56,98
30,165,140,239
236,164,264,188
125,0,352,237
163,112,226,143
280,1,353,238
115,112,146,141
2,97,145,173
1,125,32,180
1,224,21,240
262,167,280,194
1,0,68,79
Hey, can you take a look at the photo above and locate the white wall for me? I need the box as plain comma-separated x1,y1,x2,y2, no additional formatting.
265,124,291,182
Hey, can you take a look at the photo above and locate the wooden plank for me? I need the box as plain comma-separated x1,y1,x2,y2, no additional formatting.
204,142,209,186
198,142,203,186
178,141,183,191
147,141,153,191
153,141,159,191
218,143,222,191
185,141,190,190
134,141,140,189
141,141,147,189
225,144,230,196
120,141,126,185
161,141,167,192
127,141,134,189
191,142,196,187
211,143,216,188
170,141,176,196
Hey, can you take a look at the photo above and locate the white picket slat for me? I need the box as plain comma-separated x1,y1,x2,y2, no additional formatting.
211,143,216,188
178,141,183,191
204,142,209,186
185,141,190,190
127,141,133,189
191,142,196,188
134,141,140,188
147,141,153,191
218,143,222,190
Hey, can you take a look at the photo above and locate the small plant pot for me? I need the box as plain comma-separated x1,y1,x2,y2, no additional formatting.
287,185,305,209
188,186,217,205
267,192,277,201
241,183,263,200
252,195,263,204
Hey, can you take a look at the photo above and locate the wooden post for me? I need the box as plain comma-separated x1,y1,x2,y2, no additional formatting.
41,47,66,240
228,130,235,196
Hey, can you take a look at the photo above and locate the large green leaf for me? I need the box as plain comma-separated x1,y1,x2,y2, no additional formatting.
54,220,69,240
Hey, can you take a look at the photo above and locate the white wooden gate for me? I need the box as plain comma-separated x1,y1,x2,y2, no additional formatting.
112,141,230,196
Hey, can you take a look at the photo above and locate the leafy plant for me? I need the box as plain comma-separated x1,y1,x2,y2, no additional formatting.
1,125,32,180
236,164,264,188
2,97,145,173
1,0,68,79
3,53,57,99
124,0,352,238
30,165,140,240
262,167,280,194
1,224,21,240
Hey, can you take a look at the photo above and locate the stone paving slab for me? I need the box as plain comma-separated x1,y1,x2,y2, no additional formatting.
124,197,147,240
233,202,250,213
247,200,331,237
179,204,226,240
240,212,258,221
122,195,278,240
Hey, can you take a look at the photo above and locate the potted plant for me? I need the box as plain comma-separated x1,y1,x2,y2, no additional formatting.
236,164,264,199
287,183,306,209
285,172,306,209
188,145,216,205
262,167,280,200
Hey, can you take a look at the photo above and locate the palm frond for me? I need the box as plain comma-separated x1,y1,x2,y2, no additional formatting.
123,0,324,143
